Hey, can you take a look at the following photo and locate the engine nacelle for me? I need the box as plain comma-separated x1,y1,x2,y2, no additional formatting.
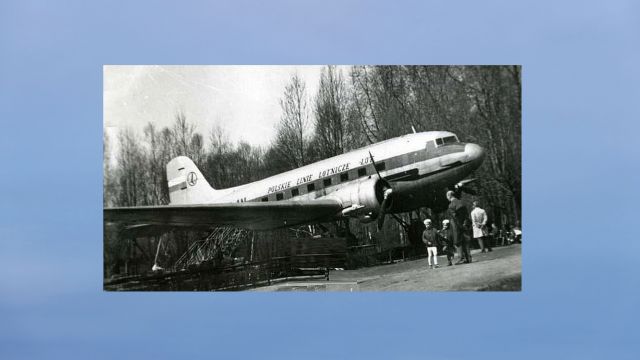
325,178,391,219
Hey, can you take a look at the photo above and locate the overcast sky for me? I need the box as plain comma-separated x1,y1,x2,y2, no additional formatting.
104,65,346,152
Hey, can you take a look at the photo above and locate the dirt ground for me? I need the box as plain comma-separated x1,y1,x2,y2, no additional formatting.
253,244,521,291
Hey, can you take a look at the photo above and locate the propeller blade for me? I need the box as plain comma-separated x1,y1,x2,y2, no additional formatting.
377,198,389,230
369,152,394,231
377,187,393,230
368,151,382,180
456,178,477,187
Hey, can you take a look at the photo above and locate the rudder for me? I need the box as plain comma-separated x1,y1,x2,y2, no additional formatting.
167,156,216,204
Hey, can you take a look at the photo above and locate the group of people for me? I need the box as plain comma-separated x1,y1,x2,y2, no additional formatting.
422,191,493,269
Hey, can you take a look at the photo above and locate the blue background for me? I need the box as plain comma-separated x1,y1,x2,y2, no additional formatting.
1,0,639,359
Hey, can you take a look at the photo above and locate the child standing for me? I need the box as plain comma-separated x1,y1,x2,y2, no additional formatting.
422,219,440,269
439,219,455,266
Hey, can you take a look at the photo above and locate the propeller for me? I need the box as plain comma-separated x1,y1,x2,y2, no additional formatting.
369,151,393,230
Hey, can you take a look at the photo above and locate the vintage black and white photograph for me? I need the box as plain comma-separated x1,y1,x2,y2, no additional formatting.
103,65,521,291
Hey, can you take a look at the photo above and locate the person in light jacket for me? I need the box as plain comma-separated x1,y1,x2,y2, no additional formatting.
471,200,492,253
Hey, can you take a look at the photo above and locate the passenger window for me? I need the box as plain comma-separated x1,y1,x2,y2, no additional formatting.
436,138,444,146
307,183,315,192
261,197,268,202
340,173,349,182
358,168,367,177
276,193,283,201
291,188,299,197
323,178,332,187
375,162,386,172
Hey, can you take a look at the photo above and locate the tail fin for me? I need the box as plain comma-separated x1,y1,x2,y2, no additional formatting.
167,156,216,204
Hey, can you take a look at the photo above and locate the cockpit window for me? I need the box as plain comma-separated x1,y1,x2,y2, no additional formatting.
443,135,458,144
435,135,458,146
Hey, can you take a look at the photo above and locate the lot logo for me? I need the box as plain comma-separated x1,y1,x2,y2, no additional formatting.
187,172,198,186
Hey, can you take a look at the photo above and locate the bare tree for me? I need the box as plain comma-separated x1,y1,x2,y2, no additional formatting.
313,66,355,158
350,66,382,143
208,124,231,155
172,110,195,158
274,74,310,168
157,127,175,204
190,132,205,168
465,66,521,221
351,66,417,142
143,123,164,205
103,130,116,207
116,128,148,206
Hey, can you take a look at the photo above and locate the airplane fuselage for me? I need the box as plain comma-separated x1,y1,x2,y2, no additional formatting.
179,131,485,220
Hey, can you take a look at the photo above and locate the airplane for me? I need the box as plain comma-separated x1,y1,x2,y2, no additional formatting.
104,131,485,231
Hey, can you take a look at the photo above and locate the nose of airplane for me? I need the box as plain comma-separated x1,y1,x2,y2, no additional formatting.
465,143,486,166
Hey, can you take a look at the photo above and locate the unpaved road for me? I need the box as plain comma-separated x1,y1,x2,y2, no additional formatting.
254,244,521,291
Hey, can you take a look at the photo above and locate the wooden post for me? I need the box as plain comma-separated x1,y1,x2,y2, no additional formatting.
250,232,255,262
267,259,271,285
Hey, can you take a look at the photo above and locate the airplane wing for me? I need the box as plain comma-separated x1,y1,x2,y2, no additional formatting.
104,199,344,231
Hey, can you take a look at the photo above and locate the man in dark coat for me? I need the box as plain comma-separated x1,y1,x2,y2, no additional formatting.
447,190,472,264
